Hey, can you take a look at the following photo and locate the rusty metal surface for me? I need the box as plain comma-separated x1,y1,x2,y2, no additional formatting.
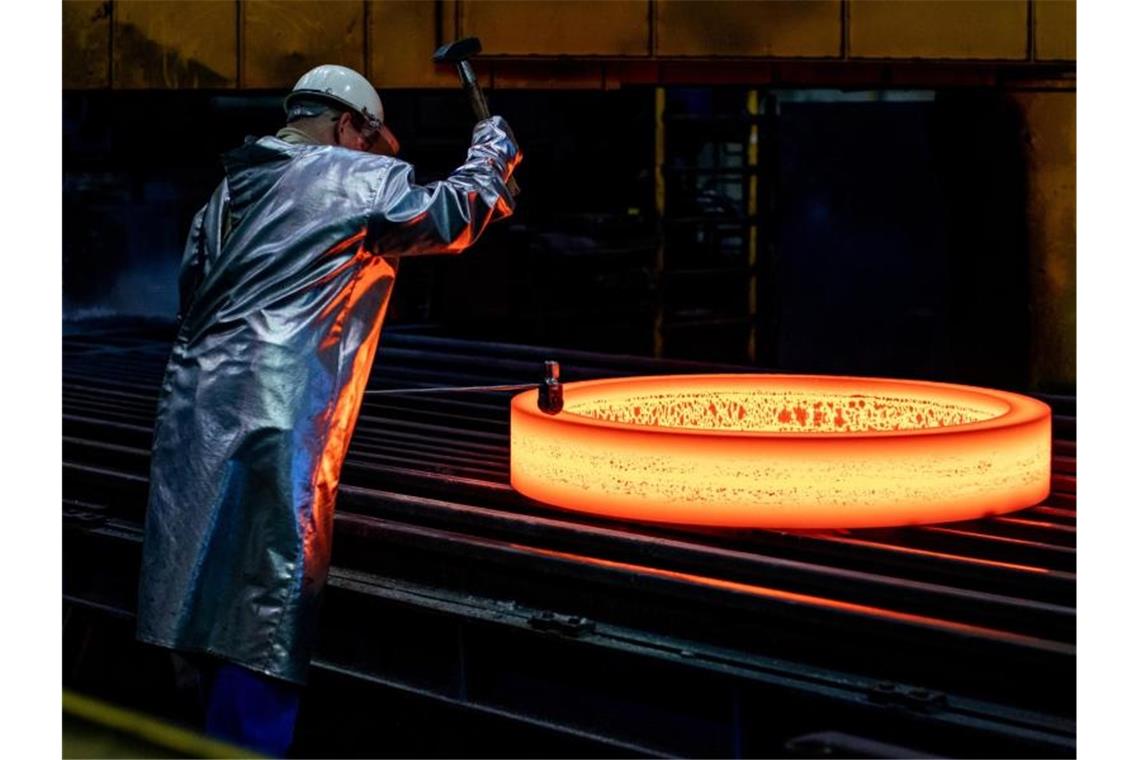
461,0,649,56
1015,90,1076,391
849,0,1028,60
242,0,365,89
1035,0,1076,61
63,1,111,89
112,0,237,88
656,0,841,58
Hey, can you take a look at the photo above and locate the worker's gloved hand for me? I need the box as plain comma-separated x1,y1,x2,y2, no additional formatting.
472,115,522,187
488,115,518,147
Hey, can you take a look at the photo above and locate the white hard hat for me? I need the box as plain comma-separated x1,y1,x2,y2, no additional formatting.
285,64,399,155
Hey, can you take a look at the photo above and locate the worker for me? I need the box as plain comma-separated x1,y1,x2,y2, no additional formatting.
135,64,521,756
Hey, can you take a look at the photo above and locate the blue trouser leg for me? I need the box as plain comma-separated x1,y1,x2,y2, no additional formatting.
202,662,302,757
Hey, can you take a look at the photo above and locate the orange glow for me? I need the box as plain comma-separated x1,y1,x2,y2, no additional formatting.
510,375,1052,529
817,534,1054,574
304,246,396,573
517,544,1069,650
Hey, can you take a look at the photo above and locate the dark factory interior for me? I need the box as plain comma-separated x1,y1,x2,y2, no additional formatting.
60,2,1079,758
66,86,1050,387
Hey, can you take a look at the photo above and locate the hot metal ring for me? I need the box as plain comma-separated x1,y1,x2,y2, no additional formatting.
510,374,1052,529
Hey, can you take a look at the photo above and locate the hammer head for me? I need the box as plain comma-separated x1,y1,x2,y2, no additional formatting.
433,37,482,64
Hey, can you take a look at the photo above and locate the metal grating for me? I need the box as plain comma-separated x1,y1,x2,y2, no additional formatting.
63,322,1075,757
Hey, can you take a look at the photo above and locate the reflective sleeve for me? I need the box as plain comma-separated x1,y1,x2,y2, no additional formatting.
368,116,521,257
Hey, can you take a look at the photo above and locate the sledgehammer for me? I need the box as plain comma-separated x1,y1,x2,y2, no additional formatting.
433,36,520,197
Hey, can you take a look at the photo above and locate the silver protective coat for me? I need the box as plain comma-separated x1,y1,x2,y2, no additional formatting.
137,117,520,684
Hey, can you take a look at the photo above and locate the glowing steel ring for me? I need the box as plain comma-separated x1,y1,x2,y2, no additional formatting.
510,375,1052,529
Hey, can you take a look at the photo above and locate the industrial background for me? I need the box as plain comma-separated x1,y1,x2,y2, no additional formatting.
63,1,1076,757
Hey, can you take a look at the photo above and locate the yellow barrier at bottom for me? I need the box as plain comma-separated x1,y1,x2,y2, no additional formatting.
63,690,262,759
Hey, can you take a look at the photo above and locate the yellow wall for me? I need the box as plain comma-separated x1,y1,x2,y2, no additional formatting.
1015,90,1077,390
370,1,459,88
656,0,841,58
64,0,1075,91
1036,0,1077,61
242,1,366,89
849,0,1027,59
112,0,237,88
63,1,110,88
463,0,649,56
